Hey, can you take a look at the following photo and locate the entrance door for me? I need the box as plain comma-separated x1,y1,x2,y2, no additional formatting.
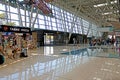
44,33,54,46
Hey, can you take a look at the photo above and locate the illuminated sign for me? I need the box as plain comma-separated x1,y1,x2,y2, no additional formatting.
0,25,31,33
10,27,20,31
21,28,30,32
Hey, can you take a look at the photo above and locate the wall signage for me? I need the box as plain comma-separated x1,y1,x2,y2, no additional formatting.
0,25,31,33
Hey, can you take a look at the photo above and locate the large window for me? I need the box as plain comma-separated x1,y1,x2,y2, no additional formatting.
10,6,18,13
11,13,19,20
0,2,100,36
0,4,5,10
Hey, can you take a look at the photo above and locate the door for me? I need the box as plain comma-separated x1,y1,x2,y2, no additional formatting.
44,33,54,46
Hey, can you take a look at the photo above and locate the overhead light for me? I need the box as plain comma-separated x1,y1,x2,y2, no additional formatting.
102,10,119,15
93,0,117,8
111,0,117,4
102,12,113,15
94,3,107,7
116,10,119,13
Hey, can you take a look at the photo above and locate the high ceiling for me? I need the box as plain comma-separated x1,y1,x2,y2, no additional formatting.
0,0,120,29
53,0,120,28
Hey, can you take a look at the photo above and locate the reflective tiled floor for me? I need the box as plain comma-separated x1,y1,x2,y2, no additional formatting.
0,45,120,80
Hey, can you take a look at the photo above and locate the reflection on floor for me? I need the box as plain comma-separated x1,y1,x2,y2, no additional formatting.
0,45,120,80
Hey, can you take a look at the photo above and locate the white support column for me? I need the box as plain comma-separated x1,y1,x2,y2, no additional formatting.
92,25,94,37
29,5,34,28
24,5,27,27
31,9,39,30
4,0,8,23
62,10,67,32
16,0,23,26
8,1,11,22
80,18,84,34
68,15,76,40
96,30,99,38
96,31,99,37
69,3,82,40
86,22,92,36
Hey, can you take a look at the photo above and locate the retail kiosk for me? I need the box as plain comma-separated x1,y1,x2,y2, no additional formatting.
0,25,31,64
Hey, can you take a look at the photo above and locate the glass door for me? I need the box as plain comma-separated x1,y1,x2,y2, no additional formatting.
44,33,54,46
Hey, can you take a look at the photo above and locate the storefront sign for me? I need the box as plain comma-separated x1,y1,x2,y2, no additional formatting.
0,25,31,33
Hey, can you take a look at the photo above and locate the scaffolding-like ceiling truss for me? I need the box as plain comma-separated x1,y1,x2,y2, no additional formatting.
53,0,120,27
1,0,120,28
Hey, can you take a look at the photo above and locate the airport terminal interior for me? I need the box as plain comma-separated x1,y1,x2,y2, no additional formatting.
0,0,120,80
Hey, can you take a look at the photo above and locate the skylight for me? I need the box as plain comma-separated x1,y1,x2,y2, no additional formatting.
94,0,117,7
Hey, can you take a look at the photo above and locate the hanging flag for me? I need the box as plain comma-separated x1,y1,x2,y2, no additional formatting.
36,0,52,14
18,0,52,14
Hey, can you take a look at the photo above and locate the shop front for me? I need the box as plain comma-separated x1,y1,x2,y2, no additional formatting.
0,25,32,64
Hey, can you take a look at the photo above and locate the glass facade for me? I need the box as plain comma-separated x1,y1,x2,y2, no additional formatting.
0,2,101,37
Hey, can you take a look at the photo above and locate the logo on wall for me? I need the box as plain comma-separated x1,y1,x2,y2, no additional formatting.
3,26,8,31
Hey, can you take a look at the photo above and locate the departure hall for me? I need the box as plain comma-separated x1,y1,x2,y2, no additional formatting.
0,0,120,80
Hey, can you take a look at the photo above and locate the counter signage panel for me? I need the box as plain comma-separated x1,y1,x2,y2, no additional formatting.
0,25,31,33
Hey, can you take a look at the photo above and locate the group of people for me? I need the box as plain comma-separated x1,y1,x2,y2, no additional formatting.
89,38,115,46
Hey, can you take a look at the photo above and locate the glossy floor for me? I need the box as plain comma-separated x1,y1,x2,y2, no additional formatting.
0,45,120,80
